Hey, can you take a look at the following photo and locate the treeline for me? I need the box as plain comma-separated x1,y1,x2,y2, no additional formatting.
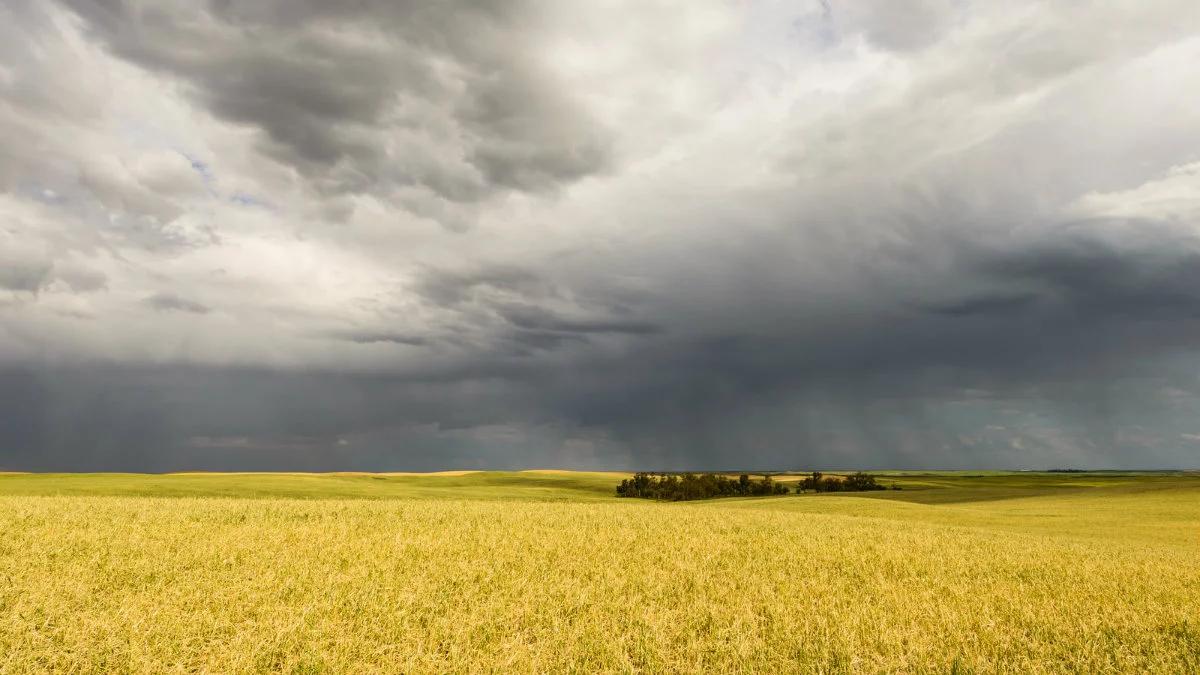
797,471,889,493
616,473,788,501
616,471,893,500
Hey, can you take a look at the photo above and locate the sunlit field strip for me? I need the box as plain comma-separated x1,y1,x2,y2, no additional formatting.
1,473,1197,673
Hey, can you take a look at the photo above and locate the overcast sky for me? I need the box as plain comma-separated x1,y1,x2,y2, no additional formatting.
3,0,1200,471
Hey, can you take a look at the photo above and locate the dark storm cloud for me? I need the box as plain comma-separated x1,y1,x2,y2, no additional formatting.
974,221,1200,320
0,366,570,472
59,0,611,212
905,220,1200,330
456,214,1200,469
329,331,429,347
3,1,1200,471
502,329,589,355
413,264,550,307
403,263,664,354
923,293,1040,318
13,213,1200,471
496,304,661,336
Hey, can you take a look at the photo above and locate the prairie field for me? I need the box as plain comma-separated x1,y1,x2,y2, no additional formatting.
0,471,1198,673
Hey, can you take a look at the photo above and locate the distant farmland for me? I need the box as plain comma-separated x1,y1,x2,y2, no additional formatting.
1,471,1197,673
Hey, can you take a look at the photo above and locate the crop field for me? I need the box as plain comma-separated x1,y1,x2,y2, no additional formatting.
1,471,1198,673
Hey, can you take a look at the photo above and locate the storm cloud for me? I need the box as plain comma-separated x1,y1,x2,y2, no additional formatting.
2,0,1200,470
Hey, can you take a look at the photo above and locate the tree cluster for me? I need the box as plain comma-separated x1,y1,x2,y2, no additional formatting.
796,471,890,492
616,473,789,501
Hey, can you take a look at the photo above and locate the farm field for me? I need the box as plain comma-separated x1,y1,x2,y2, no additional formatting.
1,471,1198,673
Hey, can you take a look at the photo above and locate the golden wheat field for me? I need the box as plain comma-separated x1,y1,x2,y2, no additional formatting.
0,472,1198,673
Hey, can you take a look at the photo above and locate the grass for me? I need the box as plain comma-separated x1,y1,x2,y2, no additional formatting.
1,471,1197,673
0,471,624,501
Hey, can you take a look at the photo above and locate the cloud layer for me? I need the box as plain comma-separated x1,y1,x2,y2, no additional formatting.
3,0,1200,470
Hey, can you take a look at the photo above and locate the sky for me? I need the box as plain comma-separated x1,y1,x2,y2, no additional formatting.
2,0,1200,471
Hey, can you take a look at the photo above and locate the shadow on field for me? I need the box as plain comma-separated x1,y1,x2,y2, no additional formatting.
785,473,1200,505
